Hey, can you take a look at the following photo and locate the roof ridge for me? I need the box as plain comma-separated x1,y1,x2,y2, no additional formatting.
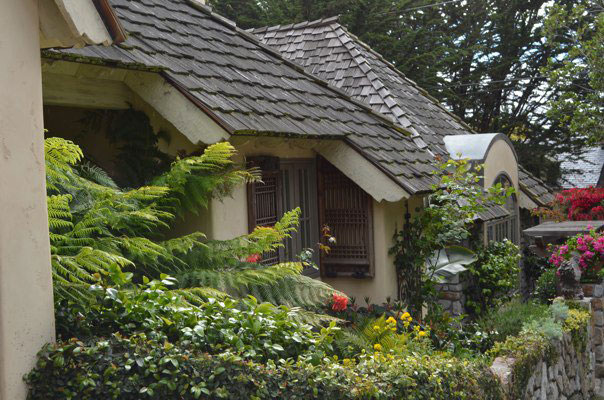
249,15,340,34
325,24,404,128
332,23,478,135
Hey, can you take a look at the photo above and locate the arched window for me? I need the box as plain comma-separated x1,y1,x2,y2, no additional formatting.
486,174,519,244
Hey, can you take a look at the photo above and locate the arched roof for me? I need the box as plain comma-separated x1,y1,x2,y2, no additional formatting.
443,133,518,163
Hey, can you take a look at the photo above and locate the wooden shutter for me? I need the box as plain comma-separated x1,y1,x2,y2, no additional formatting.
281,159,320,276
247,156,282,265
318,157,374,278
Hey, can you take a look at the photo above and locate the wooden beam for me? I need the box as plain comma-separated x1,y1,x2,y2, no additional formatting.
42,72,132,109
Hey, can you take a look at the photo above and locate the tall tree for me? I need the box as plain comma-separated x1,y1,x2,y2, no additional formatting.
543,0,604,144
212,0,591,185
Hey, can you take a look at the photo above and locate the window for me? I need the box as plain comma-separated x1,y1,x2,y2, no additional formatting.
318,157,374,278
247,157,282,266
248,156,375,278
485,174,519,244
247,157,319,274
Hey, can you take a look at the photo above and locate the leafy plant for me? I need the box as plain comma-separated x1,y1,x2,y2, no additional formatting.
476,300,548,344
27,333,504,400
56,274,338,363
464,240,520,316
522,248,550,296
429,246,477,279
390,158,512,320
45,137,341,309
533,268,558,304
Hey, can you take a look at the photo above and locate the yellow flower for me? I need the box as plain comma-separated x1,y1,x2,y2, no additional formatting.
386,316,397,324
373,325,380,331
414,325,420,332
418,331,427,337
403,321,410,328
401,312,410,320
373,343,382,351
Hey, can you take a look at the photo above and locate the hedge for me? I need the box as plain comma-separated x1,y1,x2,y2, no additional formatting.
26,333,503,400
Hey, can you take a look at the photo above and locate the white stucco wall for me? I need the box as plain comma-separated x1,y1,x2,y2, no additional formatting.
0,1,55,398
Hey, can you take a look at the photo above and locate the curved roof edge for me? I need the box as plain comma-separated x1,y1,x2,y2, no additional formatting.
443,133,518,163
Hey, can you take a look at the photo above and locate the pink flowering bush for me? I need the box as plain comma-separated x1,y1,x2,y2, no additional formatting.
549,229,604,281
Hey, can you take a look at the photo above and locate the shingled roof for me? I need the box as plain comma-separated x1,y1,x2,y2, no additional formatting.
518,165,555,206
252,17,555,207
45,0,439,194
559,147,604,189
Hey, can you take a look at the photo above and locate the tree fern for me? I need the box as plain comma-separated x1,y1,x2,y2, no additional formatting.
45,137,342,311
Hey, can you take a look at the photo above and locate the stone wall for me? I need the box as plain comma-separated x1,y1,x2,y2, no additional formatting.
436,272,467,317
491,286,604,400
583,283,604,397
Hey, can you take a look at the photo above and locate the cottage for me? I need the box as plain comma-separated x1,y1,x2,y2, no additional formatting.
42,1,553,306
251,17,554,228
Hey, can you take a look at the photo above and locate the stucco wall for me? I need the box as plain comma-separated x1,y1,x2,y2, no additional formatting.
483,139,519,191
0,1,56,398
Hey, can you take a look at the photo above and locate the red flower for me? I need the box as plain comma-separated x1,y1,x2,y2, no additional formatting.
331,293,348,311
245,254,261,263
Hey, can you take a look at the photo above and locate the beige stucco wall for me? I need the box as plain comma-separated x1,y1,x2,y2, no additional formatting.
322,196,423,304
483,139,519,191
481,137,521,243
0,1,55,398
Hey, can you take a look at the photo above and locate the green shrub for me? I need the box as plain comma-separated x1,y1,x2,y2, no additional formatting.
477,300,549,343
533,268,558,304
55,276,337,364
465,240,520,316
26,334,504,400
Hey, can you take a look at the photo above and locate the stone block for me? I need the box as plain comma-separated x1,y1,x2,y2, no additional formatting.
438,299,451,310
596,363,604,378
595,284,604,298
440,291,461,301
596,311,604,327
596,345,604,362
595,327,604,345
451,301,463,316
584,284,595,297
447,283,463,291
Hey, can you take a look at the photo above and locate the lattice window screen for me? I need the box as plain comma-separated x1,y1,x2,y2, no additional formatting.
247,157,281,266
318,158,374,278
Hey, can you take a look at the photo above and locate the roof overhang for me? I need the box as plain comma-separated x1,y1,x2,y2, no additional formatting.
42,60,229,145
314,141,410,202
39,0,125,48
